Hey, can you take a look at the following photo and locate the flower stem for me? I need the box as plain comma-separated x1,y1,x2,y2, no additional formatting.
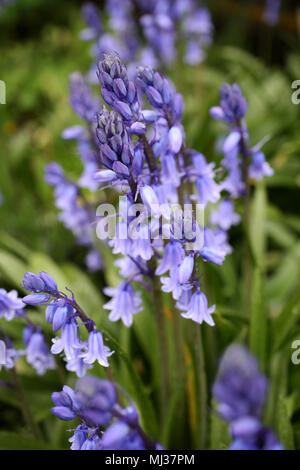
239,121,252,316
194,326,207,449
171,298,185,385
149,262,169,423
10,367,42,440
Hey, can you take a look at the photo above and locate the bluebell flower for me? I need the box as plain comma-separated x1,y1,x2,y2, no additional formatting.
210,83,248,124
161,152,181,187
51,320,83,360
180,290,215,326
249,152,274,181
0,288,25,321
109,221,132,256
182,7,213,64
97,53,140,120
130,224,154,261
81,330,114,367
220,153,244,198
230,427,284,450
203,227,232,262
75,375,117,426
212,345,268,422
22,271,56,296
45,163,95,246
22,293,50,306
161,257,194,301
52,385,81,421
210,199,241,231
115,256,145,279
47,299,74,332
69,72,99,123
136,65,183,125
85,249,103,272
103,282,142,327
69,425,89,450
80,3,102,41
263,0,281,27
52,376,159,450
190,153,221,207
178,255,194,284
211,83,273,202
0,339,19,371
101,420,145,450
140,12,176,66
155,241,185,275
140,185,160,215
212,345,283,450
95,108,136,180
23,271,113,374
61,125,86,141
23,327,55,376
65,350,94,378
81,434,102,450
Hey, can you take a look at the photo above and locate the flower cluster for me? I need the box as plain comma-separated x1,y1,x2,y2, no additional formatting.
0,285,55,375
93,53,240,329
212,345,283,450
22,271,113,377
80,0,213,84
210,83,274,199
52,375,161,450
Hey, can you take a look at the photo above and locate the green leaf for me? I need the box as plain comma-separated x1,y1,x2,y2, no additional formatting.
271,289,300,352
133,290,160,375
29,253,106,326
0,250,27,289
0,431,57,450
266,219,297,249
249,266,267,369
250,183,267,264
161,371,187,448
265,351,288,426
276,396,295,450
29,252,69,290
100,327,158,439
0,231,31,259
209,400,231,450
266,242,300,302
62,263,105,324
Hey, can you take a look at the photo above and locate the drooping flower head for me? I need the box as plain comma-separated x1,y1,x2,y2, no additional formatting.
52,376,160,450
22,271,113,376
0,289,25,321
210,83,248,124
212,345,283,450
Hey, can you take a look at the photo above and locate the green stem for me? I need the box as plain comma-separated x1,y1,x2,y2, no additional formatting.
139,134,170,422
10,367,42,440
151,268,169,423
194,326,207,449
171,298,185,386
239,121,252,316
